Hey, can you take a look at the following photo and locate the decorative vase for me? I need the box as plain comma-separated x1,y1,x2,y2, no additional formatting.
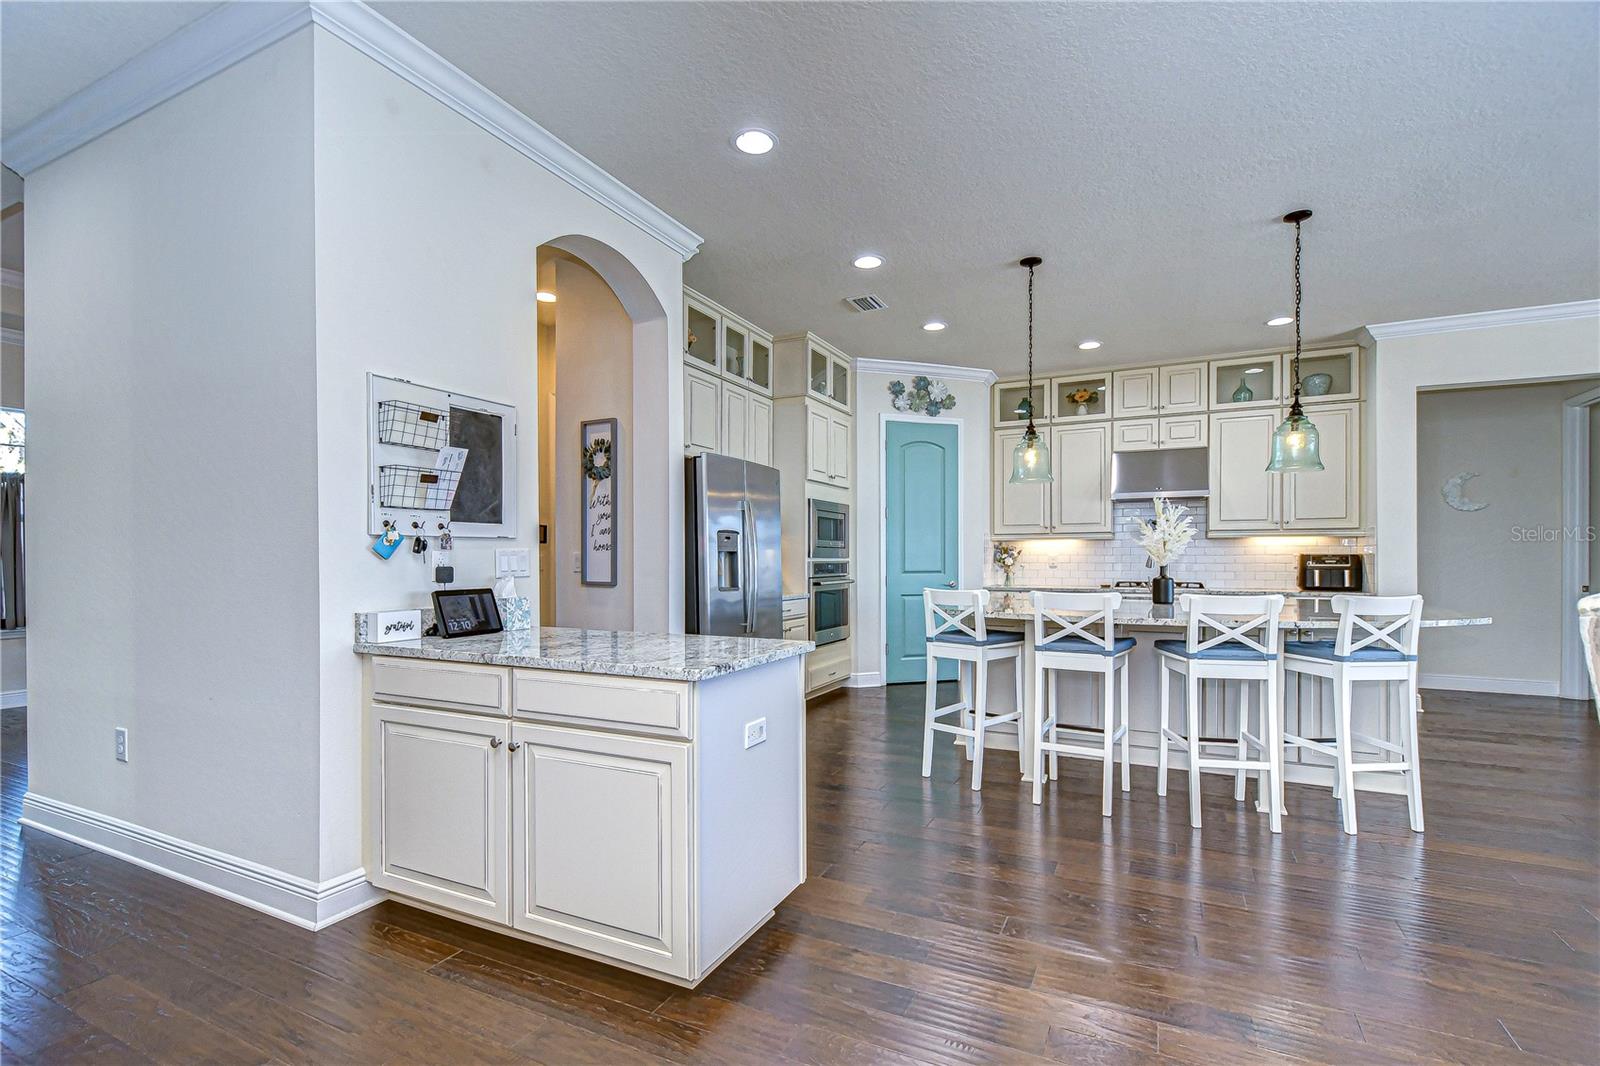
1232,376,1254,403
1076,402,1089,415
1303,372,1333,396
1151,566,1175,605
1002,569,1014,588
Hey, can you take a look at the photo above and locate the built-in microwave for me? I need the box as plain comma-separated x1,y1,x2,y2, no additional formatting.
809,560,851,646
808,499,850,561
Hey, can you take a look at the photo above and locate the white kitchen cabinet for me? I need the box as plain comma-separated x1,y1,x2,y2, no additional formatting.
367,703,509,924
1112,367,1159,418
683,368,723,457
1211,354,1281,410
826,413,851,486
1112,415,1204,452
1208,410,1281,531
1285,346,1361,405
747,395,773,467
992,427,1050,535
1113,418,1160,452
1159,362,1209,413
994,380,1049,426
805,405,831,484
1159,414,1208,448
510,722,691,978
720,385,750,461
774,333,852,414
1284,401,1361,529
1050,424,1112,534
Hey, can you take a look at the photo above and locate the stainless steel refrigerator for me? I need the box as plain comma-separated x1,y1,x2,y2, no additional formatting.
685,453,782,639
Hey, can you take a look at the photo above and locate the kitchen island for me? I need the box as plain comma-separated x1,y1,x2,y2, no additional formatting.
353,626,811,986
962,591,1490,792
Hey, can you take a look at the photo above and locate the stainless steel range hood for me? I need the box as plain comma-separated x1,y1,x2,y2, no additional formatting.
1110,447,1209,501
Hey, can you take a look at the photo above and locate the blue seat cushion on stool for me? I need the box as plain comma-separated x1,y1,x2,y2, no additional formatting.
1283,639,1416,662
1037,636,1136,656
1154,638,1276,661
928,631,1023,647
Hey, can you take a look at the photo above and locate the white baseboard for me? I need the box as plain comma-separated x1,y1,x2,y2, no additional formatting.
19,792,383,929
844,671,883,689
0,689,25,709
1419,674,1560,698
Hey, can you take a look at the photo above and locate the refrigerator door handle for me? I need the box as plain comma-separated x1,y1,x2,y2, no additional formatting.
740,499,754,633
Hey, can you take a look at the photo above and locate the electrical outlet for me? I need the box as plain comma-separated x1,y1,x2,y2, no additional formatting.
114,727,129,763
743,718,768,749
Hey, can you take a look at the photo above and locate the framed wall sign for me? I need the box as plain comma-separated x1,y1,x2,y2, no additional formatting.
431,588,504,638
581,418,618,587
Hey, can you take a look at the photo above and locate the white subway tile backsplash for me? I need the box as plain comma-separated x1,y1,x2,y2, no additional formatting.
988,501,1369,592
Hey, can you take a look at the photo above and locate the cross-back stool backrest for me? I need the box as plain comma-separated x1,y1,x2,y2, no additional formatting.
1179,593,1285,656
924,588,990,644
1032,591,1122,651
1331,595,1423,657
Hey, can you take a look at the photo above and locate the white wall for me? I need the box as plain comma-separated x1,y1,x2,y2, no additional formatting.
1367,311,1600,593
309,27,684,879
1,634,24,700
551,255,634,630
24,32,323,876
853,367,993,685
1416,380,1598,689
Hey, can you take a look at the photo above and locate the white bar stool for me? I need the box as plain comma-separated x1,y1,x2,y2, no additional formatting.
1030,592,1134,812
1155,594,1285,832
920,588,1024,791
1282,595,1425,835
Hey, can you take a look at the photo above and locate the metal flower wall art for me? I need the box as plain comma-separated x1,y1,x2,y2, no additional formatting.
889,377,956,417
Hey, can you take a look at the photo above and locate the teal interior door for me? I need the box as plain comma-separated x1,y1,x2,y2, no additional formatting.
885,420,960,684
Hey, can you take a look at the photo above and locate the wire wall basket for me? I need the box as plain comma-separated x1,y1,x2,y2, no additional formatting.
378,464,462,511
377,400,450,450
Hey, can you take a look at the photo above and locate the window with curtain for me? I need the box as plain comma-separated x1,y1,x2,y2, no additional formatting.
0,408,23,630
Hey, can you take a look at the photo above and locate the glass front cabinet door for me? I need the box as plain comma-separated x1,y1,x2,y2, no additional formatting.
722,320,748,380
1052,372,1111,421
684,298,719,371
994,381,1048,426
748,335,772,394
1210,355,1280,410
1284,346,1360,404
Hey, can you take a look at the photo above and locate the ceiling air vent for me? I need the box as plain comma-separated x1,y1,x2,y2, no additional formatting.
844,293,887,312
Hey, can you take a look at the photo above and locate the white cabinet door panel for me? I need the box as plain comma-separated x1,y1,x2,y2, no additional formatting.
1209,411,1281,531
1113,418,1160,452
720,385,750,461
806,407,831,485
1159,414,1208,448
992,428,1049,535
369,704,509,924
1160,362,1208,413
1051,424,1112,534
827,413,851,487
747,395,773,467
511,724,690,979
683,367,721,455
1284,401,1361,529
1112,367,1159,417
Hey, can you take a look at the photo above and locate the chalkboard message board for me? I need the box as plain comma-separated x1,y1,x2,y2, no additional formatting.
431,588,503,639
450,406,504,525
581,418,618,587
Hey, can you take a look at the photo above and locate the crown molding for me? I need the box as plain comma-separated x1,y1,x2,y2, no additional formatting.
855,358,998,386
1,1,703,262
307,1,702,261
1360,300,1599,343
1,2,313,177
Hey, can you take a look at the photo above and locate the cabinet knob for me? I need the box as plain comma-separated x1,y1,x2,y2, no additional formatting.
488,737,502,749
507,741,521,752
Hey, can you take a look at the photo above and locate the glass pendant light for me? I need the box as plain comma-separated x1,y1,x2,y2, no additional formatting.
1010,256,1054,483
1267,210,1325,472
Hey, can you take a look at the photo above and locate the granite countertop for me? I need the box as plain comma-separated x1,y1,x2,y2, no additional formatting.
987,583,1336,598
354,626,814,682
983,591,1490,630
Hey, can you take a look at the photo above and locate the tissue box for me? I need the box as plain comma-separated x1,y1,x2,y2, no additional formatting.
497,597,532,631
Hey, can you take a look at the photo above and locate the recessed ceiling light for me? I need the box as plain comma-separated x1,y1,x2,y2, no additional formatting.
1245,366,1265,374
1077,340,1101,351
853,254,883,270
922,320,947,332
536,291,557,303
733,128,776,155
1266,315,1294,326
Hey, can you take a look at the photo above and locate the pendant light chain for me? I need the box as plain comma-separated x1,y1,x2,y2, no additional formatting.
1026,261,1036,436
1292,216,1303,400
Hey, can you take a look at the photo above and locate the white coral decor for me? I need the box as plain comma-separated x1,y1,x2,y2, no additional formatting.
1131,497,1196,568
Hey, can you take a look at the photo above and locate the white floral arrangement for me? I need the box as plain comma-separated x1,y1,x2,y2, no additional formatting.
993,541,1021,573
1130,497,1196,568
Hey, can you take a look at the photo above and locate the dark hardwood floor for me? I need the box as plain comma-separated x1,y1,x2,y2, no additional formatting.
2,687,1596,1064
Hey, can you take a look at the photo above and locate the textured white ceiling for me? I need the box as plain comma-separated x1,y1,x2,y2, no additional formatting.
3,2,1596,376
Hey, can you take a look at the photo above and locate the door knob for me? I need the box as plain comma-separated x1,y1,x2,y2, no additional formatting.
945,581,958,588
